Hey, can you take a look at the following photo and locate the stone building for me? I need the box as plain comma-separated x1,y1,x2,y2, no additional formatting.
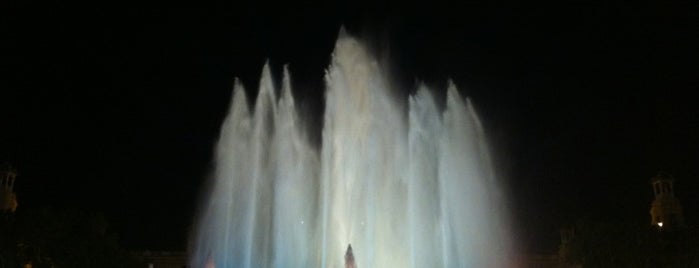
0,163,18,213
649,172,684,228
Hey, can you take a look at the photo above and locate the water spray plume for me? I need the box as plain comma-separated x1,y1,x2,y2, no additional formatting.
191,32,513,268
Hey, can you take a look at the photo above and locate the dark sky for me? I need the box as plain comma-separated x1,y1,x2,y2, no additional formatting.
2,0,698,252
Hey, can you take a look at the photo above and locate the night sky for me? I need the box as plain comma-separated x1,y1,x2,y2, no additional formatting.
2,0,698,252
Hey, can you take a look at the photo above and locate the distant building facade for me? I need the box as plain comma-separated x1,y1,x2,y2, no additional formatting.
649,172,684,228
0,163,18,213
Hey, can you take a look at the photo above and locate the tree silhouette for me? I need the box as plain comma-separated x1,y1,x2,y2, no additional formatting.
562,220,699,268
2,208,143,268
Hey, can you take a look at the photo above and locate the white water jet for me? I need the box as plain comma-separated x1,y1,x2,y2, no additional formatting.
191,32,512,268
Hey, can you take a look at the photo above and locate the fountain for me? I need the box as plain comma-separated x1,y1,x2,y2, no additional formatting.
190,31,513,267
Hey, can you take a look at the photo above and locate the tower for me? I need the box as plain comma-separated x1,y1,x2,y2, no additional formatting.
0,163,18,213
649,172,684,228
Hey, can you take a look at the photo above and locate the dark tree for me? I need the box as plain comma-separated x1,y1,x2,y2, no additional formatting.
1,213,20,268
561,220,699,268
2,208,143,268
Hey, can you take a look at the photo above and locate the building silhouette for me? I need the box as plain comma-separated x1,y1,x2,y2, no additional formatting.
0,163,18,213
649,172,684,228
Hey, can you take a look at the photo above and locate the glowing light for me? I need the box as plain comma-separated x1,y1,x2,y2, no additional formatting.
657,222,663,227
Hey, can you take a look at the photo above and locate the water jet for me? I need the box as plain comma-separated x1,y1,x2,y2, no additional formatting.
190,32,512,268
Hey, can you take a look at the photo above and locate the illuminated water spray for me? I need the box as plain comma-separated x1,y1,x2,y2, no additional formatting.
191,32,513,267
